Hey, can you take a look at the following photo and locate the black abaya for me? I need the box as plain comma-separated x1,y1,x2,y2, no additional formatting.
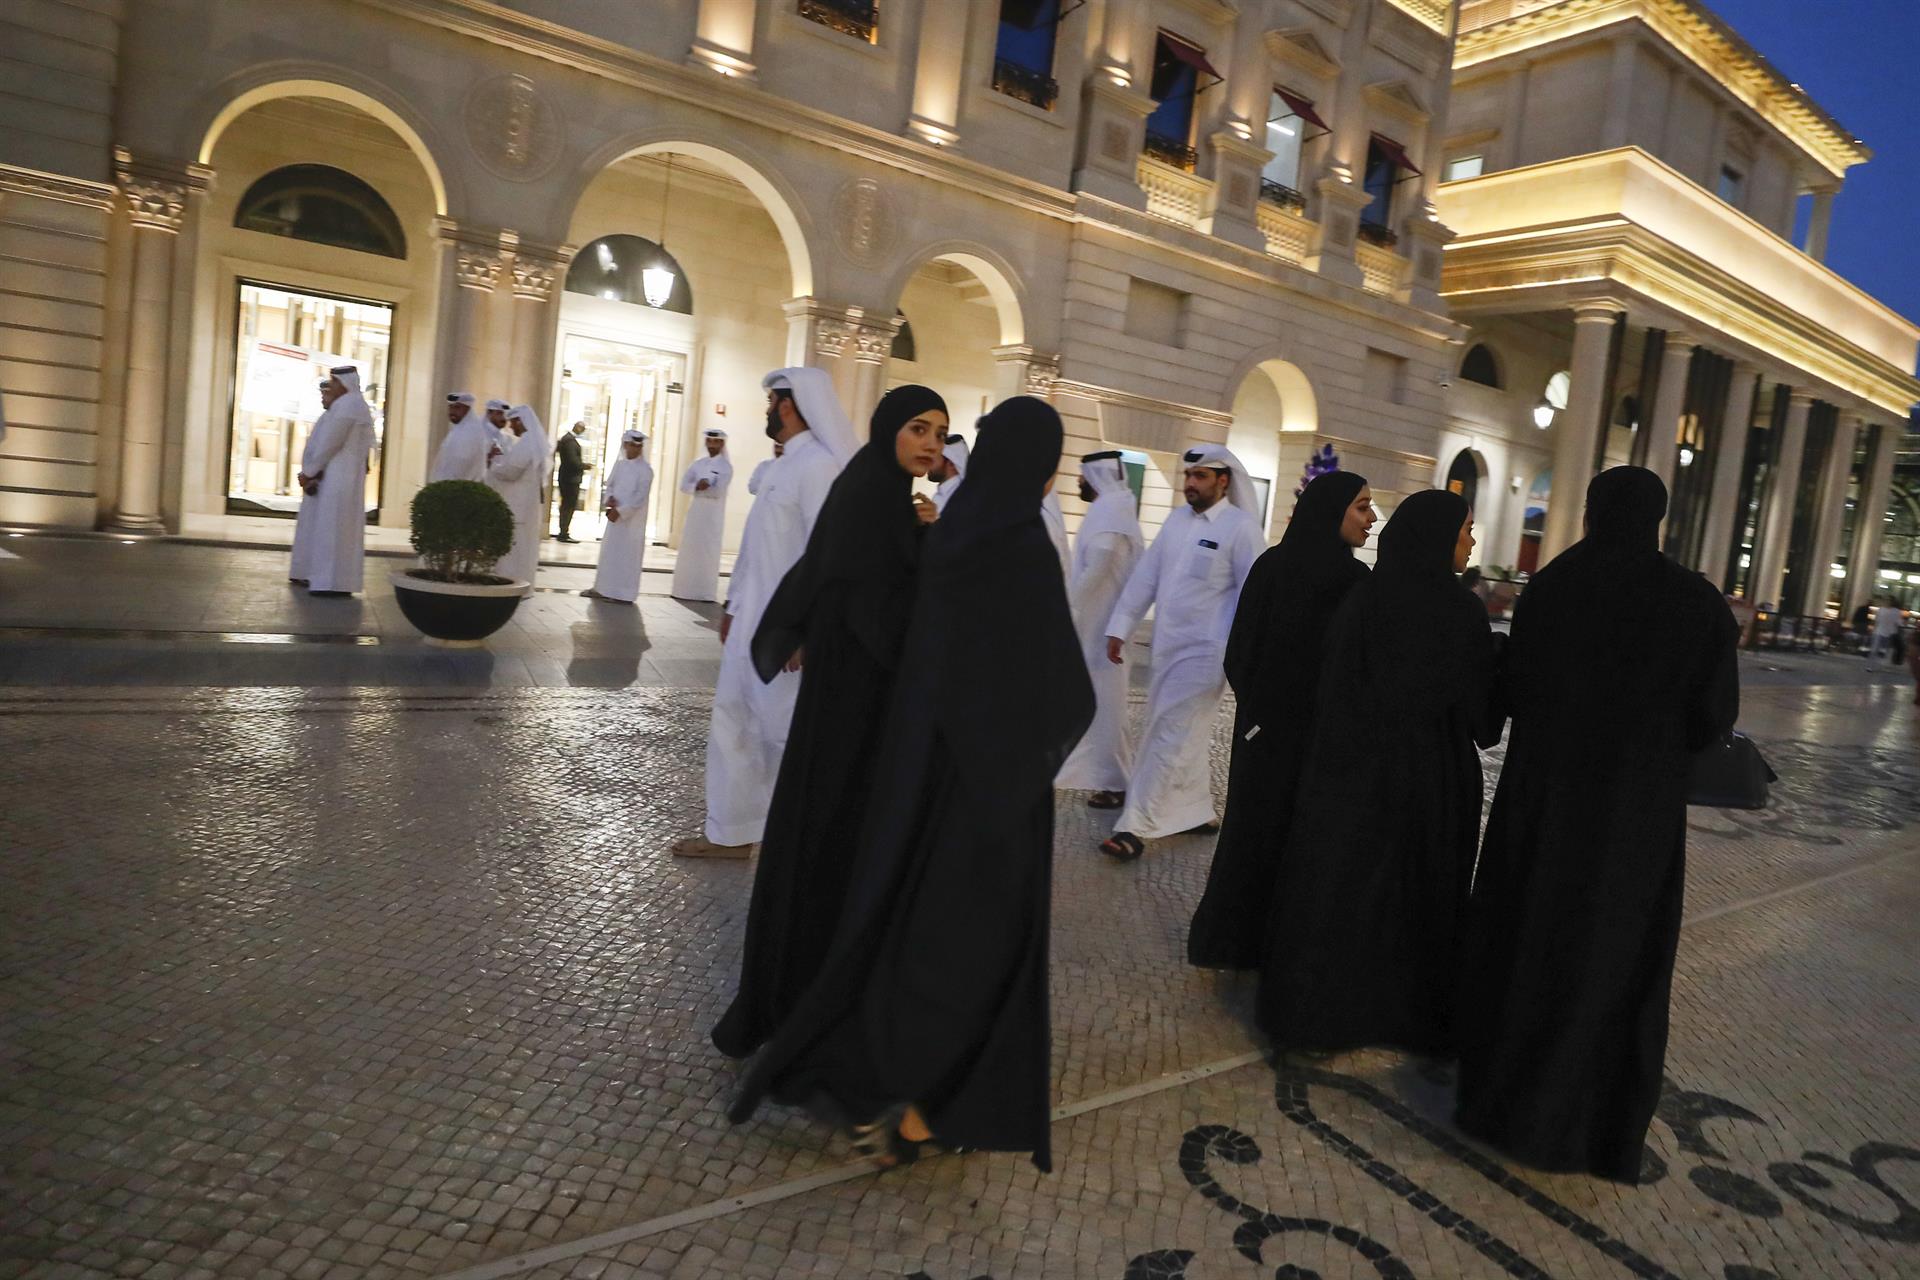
711,385,946,1059
1255,490,1498,1055
1188,471,1369,970
1456,466,1739,1184
729,396,1092,1171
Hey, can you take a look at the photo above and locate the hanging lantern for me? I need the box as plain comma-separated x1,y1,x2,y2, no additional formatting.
646,154,678,309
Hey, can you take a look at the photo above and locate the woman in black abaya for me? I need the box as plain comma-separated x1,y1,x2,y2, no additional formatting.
711,385,949,1059
1456,466,1738,1184
729,396,1093,1170
1256,489,1498,1055
1188,471,1374,970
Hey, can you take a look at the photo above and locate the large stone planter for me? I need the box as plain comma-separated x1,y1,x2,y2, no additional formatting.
390,570,526,646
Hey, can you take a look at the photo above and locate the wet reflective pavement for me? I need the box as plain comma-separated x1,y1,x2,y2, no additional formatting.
0,644,1916,1276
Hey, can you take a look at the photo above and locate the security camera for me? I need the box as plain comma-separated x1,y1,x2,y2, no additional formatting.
1438,377,1453,389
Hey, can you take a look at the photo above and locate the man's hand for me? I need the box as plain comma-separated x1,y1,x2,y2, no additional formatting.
1106,636,1126,665
720,613,732,645
784,646,805,673
912,493,937,525
605,509,619,523
695,479,711,492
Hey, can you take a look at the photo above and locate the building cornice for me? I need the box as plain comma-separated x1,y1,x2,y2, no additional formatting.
0,164,116,212
1456,0,1868,178
354,0,1081,223
1443,223,1920,418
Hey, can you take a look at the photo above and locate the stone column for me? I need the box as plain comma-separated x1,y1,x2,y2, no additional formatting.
1641,331,1696,490
506,240,567,411
1804,186,1837,263
108,152,200,533
1304,168,1375,290
1801,414,1860,615
907,0,970,146
993,345,1063,403
1199,130,1271,252
845,315,898,429
1844,421,1901,617
1072,76,1157,210
433,221,509,454
1539,302,1626,564
781,297,893,426
1696,362,1760,587
1397,206,1455,313
687,0,757,79
1751,389,1814,609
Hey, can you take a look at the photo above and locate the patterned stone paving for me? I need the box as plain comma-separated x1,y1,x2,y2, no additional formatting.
0,681,1915,1279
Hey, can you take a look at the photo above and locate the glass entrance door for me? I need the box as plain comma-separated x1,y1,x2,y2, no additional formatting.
551,334,686,542
227,280,391,517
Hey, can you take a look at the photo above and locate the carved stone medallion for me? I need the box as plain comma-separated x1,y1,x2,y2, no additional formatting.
830,178,899,268
466,74,564,183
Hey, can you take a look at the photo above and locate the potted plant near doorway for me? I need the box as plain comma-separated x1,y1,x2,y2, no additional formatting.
391,480,524,645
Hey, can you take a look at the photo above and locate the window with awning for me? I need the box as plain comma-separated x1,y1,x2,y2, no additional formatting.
1145,32,1220,163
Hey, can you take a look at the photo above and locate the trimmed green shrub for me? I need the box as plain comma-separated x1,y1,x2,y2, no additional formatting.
409,480,514,582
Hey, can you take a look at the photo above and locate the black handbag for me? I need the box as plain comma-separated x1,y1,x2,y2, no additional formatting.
1687,731,1776,809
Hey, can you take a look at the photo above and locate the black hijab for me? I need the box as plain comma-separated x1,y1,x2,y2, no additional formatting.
909,396,1093,826
1585,465,1668,554
1349,488,1480,714
752,384,947,681
1224,470,1369,710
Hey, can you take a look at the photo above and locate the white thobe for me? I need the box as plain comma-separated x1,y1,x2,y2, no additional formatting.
487,431,547,593
1105,501,1264,839
1056,527,1143,791
671,453,731,602
704,430,838,846
747,458,775,496
592,455,654,602
933,474,963,512
290,403,374,593
428,414,494,484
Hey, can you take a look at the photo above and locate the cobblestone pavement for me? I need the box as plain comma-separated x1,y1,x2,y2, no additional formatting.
1,678,1916,1280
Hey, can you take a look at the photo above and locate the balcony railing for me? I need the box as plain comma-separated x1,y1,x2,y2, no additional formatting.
1356,241,1404,296
992,58,1059,111
798,0,877,42
1255,201,1312,264
1136,155,1209,228
1142,131,1198,172
1258,179,1307,215
1357,220,1400,249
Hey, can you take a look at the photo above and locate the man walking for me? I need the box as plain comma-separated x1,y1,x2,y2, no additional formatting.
1098,444,1264,861
1056,450,1144,805
554,421,590,542
672,368,853,858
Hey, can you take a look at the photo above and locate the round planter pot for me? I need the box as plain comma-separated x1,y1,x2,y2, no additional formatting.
391,571,527,646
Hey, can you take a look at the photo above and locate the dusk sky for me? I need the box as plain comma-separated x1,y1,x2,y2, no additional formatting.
1702,0,1920,339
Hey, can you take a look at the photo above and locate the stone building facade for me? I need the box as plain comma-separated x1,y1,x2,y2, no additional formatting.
0,0,1913,610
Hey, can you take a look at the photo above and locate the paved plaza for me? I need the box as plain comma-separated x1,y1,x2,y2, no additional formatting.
1,538,1918,1279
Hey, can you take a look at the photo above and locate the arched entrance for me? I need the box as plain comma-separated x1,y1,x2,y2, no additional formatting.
560,145,812,553
1226,358,1319,536
1446,447,1487,512
187,89,445,531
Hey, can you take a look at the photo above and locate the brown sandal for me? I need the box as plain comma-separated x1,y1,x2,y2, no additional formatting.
1086,790,1125,810
1100,831,1145,862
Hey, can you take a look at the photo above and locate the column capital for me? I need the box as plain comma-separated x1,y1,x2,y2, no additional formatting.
1662,330,1699,353
113,147,209,233
510,239,573,302
1786,389,1818,410
1571,300,1627,325
435,218,514,291
993,344,1063,397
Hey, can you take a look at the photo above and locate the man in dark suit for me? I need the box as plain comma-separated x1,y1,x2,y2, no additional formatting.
555,421,590,542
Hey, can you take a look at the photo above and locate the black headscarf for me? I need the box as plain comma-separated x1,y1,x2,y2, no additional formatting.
752,384,947,681
1224,470,1369,712
911,396,1093,826
1585,465,1668,553
1348,488,1484,716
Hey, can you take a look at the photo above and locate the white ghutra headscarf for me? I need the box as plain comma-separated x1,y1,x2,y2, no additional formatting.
761,366,858,465
1077,450,1144,553
1181,442,1258,514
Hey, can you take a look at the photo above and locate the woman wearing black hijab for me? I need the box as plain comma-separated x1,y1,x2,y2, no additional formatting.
1188,471,1374,970
1457,466,1738,1184
1256,489,1498,1054
711,384,949,1060
729,396,1093,1170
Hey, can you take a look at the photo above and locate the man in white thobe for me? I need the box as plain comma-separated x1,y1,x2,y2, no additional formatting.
587,430,654,604
1867,595,1908,662
672,367,854,857
928,433,968,512
746,440,783,495
1099,443,1265,860
1056,450,1145,802
288,379,333,587
1041,489,1072,578
671,428,732,602
486,404,550,594
292,365,376,597
428,392,493,483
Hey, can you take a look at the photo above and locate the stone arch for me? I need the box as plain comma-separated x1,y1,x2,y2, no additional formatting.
562,132,815,299
191,69,456,217
1443,445,1490,510
1458,340,1504,389
881,242,1027,347
1222,347,1320,434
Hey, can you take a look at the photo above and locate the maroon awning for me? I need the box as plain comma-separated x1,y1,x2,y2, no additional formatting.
1274,87,1331,135
1371,132,1423,177
1159,33,1223,84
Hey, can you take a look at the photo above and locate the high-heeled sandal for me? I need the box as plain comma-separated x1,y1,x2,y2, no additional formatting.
848,1105,924,1169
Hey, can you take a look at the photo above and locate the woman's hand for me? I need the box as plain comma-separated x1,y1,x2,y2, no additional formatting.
784,646,805,673
912,493,937,525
